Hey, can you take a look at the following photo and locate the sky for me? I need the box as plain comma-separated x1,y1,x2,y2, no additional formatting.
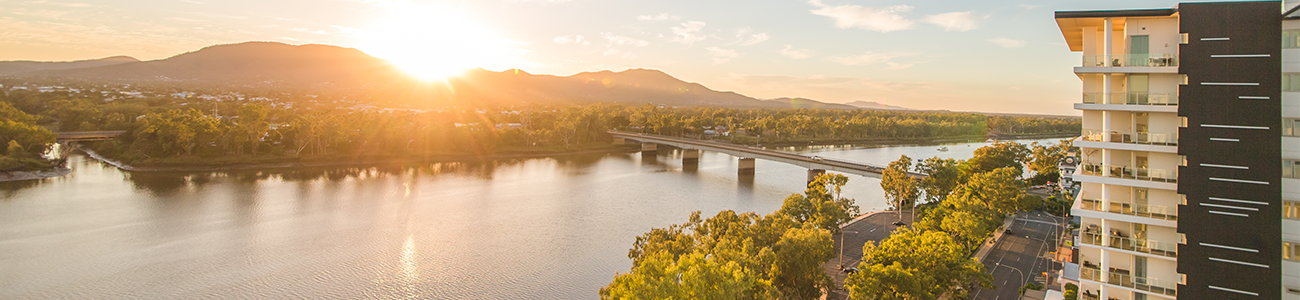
0,0,1206,115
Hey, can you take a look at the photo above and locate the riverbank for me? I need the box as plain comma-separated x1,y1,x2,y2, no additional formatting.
721,132,1077,148
0,167,71,182
77,143,641,172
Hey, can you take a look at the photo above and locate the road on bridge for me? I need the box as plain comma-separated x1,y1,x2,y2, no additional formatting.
608,130,925,178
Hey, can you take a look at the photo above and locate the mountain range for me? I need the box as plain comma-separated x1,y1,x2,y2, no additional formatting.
0,41,907,110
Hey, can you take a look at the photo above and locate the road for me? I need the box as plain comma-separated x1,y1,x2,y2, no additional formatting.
971,211,1066,300
822,210,916,300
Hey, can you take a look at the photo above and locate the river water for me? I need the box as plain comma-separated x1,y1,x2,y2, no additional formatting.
0,138,1061,299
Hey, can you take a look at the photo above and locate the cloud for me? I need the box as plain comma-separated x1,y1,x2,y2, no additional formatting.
637,13,680,21
671,21,707,44
987,38,1026,48
602,33,648,47
290,27,330,35
705,47,740,64
884,62,915,70
732,27,769,46
601,48,635,59
921,11,978,32
807,0,914,32
554,35,590,46
825,51,915,66
779,45,813,59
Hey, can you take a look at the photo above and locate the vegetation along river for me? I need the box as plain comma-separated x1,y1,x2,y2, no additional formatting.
0,137,1061,299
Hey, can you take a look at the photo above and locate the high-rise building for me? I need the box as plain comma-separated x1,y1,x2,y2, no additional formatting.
1055,1,1295,299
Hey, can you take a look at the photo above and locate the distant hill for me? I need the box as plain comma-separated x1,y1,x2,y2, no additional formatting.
843,100,911,110
0,56,138,76
2,41,861,109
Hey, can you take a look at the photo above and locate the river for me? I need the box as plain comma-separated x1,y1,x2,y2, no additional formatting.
0,137,1063,299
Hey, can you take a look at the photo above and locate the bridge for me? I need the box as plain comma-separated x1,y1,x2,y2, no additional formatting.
608,130,925,180
56,131,125,142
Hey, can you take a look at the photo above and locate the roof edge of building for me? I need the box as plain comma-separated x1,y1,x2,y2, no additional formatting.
1054,8,1177,19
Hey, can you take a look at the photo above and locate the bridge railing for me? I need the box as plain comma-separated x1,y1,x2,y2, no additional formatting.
610,130,923,176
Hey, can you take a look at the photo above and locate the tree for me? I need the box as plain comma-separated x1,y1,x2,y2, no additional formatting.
779,173,860,231
915,157,962,203
963,141,1029,178
948,167,1024,215
601,251,769,300
1027,139,1073,185
769,227,835,300
846,228,993,300
881,155,919,222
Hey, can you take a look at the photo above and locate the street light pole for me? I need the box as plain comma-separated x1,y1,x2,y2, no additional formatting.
839,230,859,270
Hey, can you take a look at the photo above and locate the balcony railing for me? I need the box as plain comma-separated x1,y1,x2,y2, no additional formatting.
1082,54,1179,67
1082,92,1178,105
1080,231,1178,258
1079,129,1178,146
1079,198,1178,221
1079,266,1179,297
1079,163,1178,183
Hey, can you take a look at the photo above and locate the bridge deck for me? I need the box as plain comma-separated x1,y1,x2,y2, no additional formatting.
609,131,924,179
56,131,126,142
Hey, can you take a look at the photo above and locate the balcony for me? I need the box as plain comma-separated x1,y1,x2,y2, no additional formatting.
1082,92,1178,106
1079,198,1177,221
1079,266,1179,298
1082,54,1178,67
1080,163,1178,183
1080,230,1178,258
1080,129,1178,146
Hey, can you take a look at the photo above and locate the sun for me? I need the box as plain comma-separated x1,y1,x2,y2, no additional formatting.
359,3,523,82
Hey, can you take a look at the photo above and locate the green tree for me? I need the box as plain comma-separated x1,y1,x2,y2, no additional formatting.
779,173,860,231
963,141,1029,178
601,251,769,300
769,227,835,300
846,228,993,300
881,155,919,222
915,157,962,203
1027,139,1073,185
949,167,1024,215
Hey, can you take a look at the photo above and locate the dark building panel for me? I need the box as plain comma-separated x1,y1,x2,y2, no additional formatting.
1177,1,1281,299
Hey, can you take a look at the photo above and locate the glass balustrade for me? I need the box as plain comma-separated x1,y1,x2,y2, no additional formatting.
1078,266,1178,297
1076,130,1177,146
1078,163,1178,183
1080,230,1177,258
1082,54,1178,67
1079,198,1177,221
1081,92,1178,105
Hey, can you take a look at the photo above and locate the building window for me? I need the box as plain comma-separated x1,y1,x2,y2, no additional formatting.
1285,119,1300,137
1286,160,1300,178
1286,242,1300,261
1286,29,1300,48
1287,201,1300,219
1286,73,1300,92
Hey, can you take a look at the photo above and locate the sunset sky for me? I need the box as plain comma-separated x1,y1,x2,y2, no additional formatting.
0,0,1195,115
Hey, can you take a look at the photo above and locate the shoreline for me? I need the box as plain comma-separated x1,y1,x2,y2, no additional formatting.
77,133,1080,172
0,167,71,182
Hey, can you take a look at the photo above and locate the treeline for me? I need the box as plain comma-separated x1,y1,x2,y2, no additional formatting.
604,140,1074,299
0,102,57,171
0,88,1079,167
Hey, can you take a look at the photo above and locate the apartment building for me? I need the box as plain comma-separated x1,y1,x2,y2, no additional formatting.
1055,2,1292,299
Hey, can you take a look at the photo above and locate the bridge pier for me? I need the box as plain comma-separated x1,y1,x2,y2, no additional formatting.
682,149,701,164
738,158,755,175
612,137,626,145
640,143,657,156
807,169,826,186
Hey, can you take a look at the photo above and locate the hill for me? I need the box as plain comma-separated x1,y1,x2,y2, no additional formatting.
4,41,859,109
0,56,139,76
843,100,911,110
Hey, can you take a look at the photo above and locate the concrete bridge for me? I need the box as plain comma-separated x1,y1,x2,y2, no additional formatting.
608,130,925,181
56,131,125,142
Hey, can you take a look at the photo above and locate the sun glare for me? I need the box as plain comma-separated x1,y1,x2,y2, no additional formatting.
359,3,523,82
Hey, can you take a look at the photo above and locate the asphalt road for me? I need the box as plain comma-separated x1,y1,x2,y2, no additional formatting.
970,211,1066,300
823,210,915,300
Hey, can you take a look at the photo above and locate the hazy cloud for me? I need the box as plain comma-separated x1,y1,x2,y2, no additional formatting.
826,51,915,66
553,35,590,46
884,62,915,70
602,33,648,47
922,11,978,32
807,0,914,32
987,38,1026,48
672,21,707,44
779,45,813,59
637,13,680,21
705,47,740,64
730,27,769,46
